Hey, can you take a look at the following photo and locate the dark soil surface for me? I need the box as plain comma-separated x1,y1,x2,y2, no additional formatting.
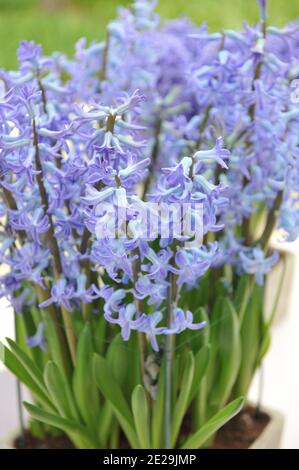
212,405,270,449
14,405,270,449
14,429,74,449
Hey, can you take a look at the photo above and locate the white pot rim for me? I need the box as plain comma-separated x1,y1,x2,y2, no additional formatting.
248,402,284,449
1,404,284,449
0,429,19,449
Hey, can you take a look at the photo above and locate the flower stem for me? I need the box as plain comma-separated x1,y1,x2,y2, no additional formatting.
35,283,72,377
99,29,110,82
14,310,25,448
164,302,173,449
61,305,77,365
164,252,178,449
258,190,284,250
132,248,146,382
1,181,73,374
37,74,47,115
141,118,162,200
33,119,63,277
33,119,77,365
1,187,26,241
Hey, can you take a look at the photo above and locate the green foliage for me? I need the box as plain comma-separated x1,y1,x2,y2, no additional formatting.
1,322,246,449
23,402,95,448
1,266,275,449
93,353,139,448
188,344,210,406
73,323,100,430
233,282,264,397
181,397,244,449
132,385,151,448
0,340,54,411
0,0,290,451
151,358,165,448
44,361,79,421
0,229,276,450
0,0,297,69
208,298,241,408
171,351,194,446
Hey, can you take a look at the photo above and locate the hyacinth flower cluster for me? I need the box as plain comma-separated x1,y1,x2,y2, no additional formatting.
0,0,299,450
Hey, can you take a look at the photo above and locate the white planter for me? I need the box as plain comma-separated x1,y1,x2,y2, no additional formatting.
265,240,298,323
0,430,18,449
249,405,284,449
0,370,29,449
2,406,284,449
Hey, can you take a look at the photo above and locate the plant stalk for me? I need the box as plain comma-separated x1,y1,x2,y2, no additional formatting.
132,248,146,382
33,119,77,364
141,117,162,200
164,288,174,449
164,258,178,449
255,365,264,417
164,344,172,448
37,74,47,115
240,17,268,245
258,190,284,250
14,310,25,448
1,182,73,375
99,29,110,82
34,283,72,377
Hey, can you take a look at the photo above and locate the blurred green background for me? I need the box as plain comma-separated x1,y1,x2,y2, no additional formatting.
0,0,298,69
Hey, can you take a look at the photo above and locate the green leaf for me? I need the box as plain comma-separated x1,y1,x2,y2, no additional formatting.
181,397,245,449
171,351,194,447
44,361,80,421
234,275,248,312
206,298,222,394
42,310,71,379
151,359,165,449
93,354,138,448
23,402,95,448
73,323,100,428
98,402,114,447
17,306,46,368
192,323,211,430
29,418,47,439
124,332,141,395
0,341,53,411
210,298,241,406
234,284,264,397
6,338,45,389
131,385,151,448
172,352,181,405
188,344,210,406
256,324,271,366
194,273,210,308
197,307,210,348
5,339,55,410
107,333,129,388
256,257,286,368
91,313,107,356
215,277,230,298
